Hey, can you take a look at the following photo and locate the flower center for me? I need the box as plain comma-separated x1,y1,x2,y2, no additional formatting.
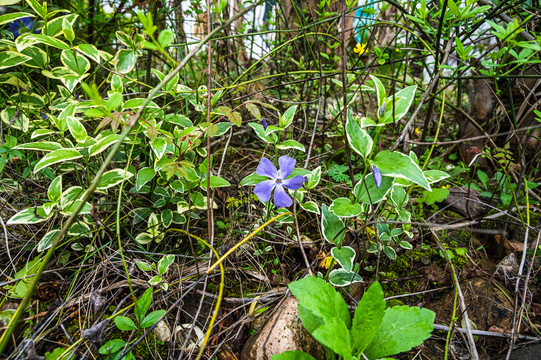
275,178,282,185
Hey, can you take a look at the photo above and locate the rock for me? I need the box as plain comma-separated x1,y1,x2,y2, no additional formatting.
439,187,489,218
496,343,541,360
241,296,324,360
426,278,514,331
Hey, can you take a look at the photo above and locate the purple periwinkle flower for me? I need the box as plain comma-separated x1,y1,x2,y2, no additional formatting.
254,155,305,207
262,117,268,130
379,103,385,117
8,17,39,40
373,166,382,189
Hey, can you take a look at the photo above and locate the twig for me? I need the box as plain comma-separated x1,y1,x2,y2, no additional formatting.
433,324,540,342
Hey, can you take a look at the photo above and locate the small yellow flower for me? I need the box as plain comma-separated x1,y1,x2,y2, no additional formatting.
317,251,334,269
415,127,422,135
354,43,368,56
442,184,451,189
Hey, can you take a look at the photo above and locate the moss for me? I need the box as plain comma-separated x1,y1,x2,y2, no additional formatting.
386,299,405,308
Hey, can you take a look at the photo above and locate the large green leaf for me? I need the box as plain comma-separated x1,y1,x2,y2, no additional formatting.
6,206,50,225
312,317,353,360
329,198,363,218
97,169,134,190
351,281,386,355
34,149,82,173
289,276,351,328
0,12,34,26
21,46,49,69
272,350,316,360
372,151,430,190
321,204,345,245
20,34,70,50
354,173,393,205
346,110,372,158
201,176,231,189
88,134,122,156
363,306,435,359
136,167,156,191
14,141,62,151
0,51,31,70
115,316,137,331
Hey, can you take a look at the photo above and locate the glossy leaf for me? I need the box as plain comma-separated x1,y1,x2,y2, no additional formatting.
34,149,82,173
372,151,430,190
321,204,345,245
97,169,134,190
351,281,385,355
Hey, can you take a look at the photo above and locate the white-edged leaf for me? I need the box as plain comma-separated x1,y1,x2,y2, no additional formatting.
97,169,134,190
14,141,62,151
37,229,61,252
7,206,50,225
0,51,31,70
34,148,82,173
88,134,122,156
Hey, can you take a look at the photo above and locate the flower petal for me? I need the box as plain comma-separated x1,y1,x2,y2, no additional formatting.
278,155,296,178
373,166,382,189
282,175,305,190
262,117,268,130
273,185,292,208
256,158,277,179
254,180,275,202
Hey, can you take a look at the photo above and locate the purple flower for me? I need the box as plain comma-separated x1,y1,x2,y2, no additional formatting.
379,103,385,117
254,155,305,207
262,117,268,130
9,17,39,40
373,166,382,189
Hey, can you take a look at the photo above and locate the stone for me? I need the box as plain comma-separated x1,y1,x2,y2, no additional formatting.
241,296,324,360
439,187,489,218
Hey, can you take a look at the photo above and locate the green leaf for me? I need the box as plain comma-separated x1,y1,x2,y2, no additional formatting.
158,29,174,48
26,0,47,18
6,206,50,225
99,339,126,355
390,185,407,209
354,174,393,205
289,276,351,328
116,49,136,73
135,288,152,324
48,175,62,202
328,269,362,287
379,86,417,124
424,170,450,184
34,149,83,172
300,200,319,214
0,12,34,26
245,102,261,120
279,105,297,128
276,140,306,152
272,350,317,360
331,246,356,272
312,317,353,359
20,46,49,69
141,310,166,328
61,50,90,76
115,316,137,331
248,122,277,143
321,204,345,245
76,44,100,63
150,137,167,159
67,116,88,142
372,151,430,190
370,75,386,109
14,141,62,151
329,198,363,218
97,169,134,190
38,229,61,252
21,34,70,50
0,51,31,70
346,111,372,158
62,17,75,42
363,306,435,359
157,255,174,275
240,172,268,186
201,176,231,189
351,281,385,355
418,188,450,205
305,166,321,190
136,167,156,191
89,134,122,156
8,256,41,298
